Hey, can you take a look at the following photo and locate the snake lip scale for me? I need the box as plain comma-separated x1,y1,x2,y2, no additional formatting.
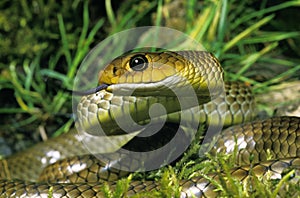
1,51,300,197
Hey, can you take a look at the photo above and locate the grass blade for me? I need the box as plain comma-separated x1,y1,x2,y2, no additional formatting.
222,15,274,53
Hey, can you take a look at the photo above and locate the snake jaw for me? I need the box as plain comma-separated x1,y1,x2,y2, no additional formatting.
72,84,109,96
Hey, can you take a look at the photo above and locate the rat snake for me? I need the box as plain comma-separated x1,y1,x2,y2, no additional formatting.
1,51,300,197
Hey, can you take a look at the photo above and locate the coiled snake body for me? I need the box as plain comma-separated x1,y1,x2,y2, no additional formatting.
1,51,300,197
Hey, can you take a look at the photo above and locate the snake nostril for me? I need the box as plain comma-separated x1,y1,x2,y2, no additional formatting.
113,66,117,75
129,54,148,71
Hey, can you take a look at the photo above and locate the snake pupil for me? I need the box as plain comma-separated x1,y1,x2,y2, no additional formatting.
129,54,148,71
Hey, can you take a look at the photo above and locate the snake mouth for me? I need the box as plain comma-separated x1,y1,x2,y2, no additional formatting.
73,84,109,96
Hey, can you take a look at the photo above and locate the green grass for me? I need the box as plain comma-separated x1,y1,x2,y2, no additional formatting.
1,0,300,197
0,0,105,139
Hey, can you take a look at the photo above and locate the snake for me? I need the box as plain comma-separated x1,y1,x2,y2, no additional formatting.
1,50,300,197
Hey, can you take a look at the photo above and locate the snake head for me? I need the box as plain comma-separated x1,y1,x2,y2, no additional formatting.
97,51,224,103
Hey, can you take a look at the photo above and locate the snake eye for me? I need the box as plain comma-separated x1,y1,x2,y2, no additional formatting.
129,54,148,71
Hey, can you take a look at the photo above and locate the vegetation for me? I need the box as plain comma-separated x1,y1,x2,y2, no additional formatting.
1,0,300,197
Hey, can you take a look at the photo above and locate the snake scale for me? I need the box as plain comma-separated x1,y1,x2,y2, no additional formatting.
1,51,300,197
